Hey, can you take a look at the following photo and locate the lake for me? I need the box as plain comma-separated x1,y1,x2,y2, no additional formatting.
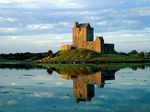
0,63,150,112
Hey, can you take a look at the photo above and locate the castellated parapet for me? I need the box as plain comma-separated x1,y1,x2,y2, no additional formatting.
60,22,114,53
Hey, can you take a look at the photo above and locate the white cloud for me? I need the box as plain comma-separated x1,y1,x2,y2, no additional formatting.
122,20,140,25
0,0,83,8
10,36,17,39
102,29,150,41
78,10,99,16
0,27,19,33
0,17,17,22
31,40,53,46
99,29,150,52
47,0,82,8
59,22,70,26
97,21,108,26
26,24,54,30
144,27,150,31
26,22,70,30
0,0,33,4
84,16,102,21
132,7,150,16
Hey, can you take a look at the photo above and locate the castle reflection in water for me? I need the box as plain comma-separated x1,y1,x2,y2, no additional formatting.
47,65,117,103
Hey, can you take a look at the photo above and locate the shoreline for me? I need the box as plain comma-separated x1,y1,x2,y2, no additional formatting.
0,60,150,71
36,58,150,64
1,58,150,64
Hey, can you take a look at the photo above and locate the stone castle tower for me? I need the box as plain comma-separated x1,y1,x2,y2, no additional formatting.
72,22,94,47
61,22,114,53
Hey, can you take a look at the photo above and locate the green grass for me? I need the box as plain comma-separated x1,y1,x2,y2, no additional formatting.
38,48,150,63
97,54,142,62
43,49,101,62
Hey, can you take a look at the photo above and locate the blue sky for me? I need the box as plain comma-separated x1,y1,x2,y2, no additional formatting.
0,0,150,53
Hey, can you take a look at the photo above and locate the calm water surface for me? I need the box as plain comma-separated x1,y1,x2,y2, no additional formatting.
0,64,150,112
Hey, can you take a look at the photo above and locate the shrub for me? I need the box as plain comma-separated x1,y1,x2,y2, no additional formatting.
130,50,138,54
138,52,144,57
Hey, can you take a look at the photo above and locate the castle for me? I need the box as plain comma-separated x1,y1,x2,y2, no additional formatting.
61,22,114,53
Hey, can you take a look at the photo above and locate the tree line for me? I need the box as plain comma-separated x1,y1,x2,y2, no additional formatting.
0,50,53,61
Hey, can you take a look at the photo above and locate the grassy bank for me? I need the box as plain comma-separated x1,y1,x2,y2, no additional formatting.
37,49,150,64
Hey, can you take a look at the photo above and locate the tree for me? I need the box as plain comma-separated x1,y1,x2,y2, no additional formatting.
146,52,150,58
130,50,138,54
47,50,53,56
138,52,144,57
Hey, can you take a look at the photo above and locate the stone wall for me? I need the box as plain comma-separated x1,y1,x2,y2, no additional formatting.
60,44,74,51
82,41,95,51
104,44,114,53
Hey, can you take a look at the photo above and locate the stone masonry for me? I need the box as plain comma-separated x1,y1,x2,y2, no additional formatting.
60,22,114,53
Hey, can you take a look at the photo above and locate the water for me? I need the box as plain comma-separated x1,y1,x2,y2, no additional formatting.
0,63,150,112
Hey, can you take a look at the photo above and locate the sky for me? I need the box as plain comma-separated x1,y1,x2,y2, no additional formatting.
0,0,150,53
